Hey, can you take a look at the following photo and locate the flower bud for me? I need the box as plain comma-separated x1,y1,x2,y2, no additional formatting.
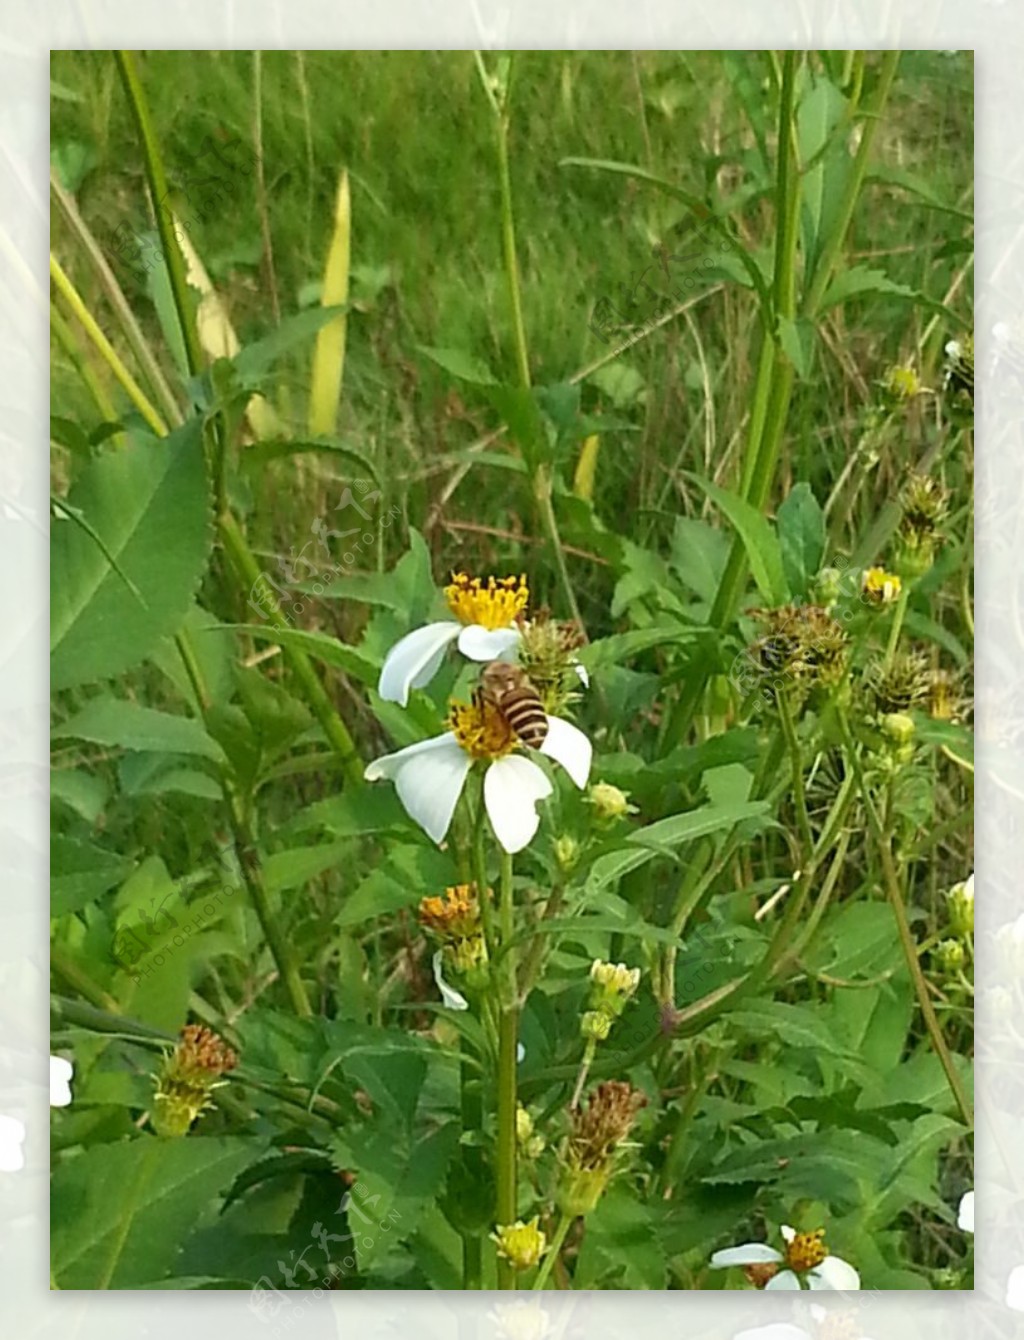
554,834,581,873
580,1010,612,1041
491,1218,547,1271
587,782,636,821
151,1024,237,1138
811,566,842,610
934,938,966,974
946,874,974,936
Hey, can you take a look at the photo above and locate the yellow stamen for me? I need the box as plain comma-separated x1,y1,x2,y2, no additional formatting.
862,566,902,605
785,1228,828,1273
449,697,517,760
444,572,529,629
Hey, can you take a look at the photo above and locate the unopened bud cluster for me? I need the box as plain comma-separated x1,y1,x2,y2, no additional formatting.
945,873,974,938
491,1217,547,1271
587,782,637,822
151,1024,237,1137
897,472,950,578
581,959,640,1041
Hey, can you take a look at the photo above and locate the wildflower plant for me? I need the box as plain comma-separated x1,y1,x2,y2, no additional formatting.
48,48,972,1295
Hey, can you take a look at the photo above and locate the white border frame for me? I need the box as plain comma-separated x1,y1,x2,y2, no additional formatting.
15,3,1009,1336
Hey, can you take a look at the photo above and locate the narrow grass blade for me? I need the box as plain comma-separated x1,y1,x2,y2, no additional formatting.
307,169,350,437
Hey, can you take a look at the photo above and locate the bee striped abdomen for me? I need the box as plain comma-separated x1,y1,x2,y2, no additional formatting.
500,688,549,748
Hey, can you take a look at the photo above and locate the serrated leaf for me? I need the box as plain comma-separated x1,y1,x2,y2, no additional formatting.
51,1136,262,1288
776,482,826,600
53,699,225,763
51,834,133,917
241,436,379,488
687,474,789,604
51,419,212,690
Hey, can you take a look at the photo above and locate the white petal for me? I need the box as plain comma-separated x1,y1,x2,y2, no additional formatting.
574,660,590,688
366,733,470,844
0,1115,25,1172
957,1190,974,1233
484,755,552,854
809,1256,860,1291
50,1055,73,1108
516,1043,526,1062
432,950,469,1011
710,1244,784,1268
457,624,521,661
1006,1265,1024,1311
780,1224,796,1243
377,622,461,705
539,716,592,788
963,873,974,901
764,1270,802,1290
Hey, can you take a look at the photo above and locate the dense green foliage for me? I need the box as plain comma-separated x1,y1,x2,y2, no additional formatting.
50,50,973,1292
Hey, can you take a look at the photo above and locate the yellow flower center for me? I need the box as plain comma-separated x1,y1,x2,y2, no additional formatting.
862,567,901,604
785,1228,828,1273
450,697,517,760
445,572,529,629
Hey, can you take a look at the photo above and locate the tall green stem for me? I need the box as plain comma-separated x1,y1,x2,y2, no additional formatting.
836,710,972,1126
114,51,204,380
219,511,363,785
495,848,519,1289
532,1212,573,1291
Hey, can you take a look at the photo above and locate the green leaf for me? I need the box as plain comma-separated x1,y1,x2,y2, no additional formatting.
51,769,109,824
777,315,818,381
417,345,497,385
587,797,771,891
51,1135,261,1288
776,482,826,600
241,436,380,487
53,699,225,763
796,74,850,275
819,265,918,310
232,306,347,383
222,623,378,687
51,419,212,691
669,517,730,603
52,835,133,917
337,845,457,929
687,474,788,604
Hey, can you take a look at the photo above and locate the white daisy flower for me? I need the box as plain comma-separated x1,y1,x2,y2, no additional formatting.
711,1224,860,1291
365,695,591,854
0,1115,25,1172
378,572,528,706
50,1055,73,1108
957,1189,974,1233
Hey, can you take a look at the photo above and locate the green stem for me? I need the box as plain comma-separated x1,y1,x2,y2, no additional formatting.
114,50,204,380
174,631,312,1019
494,92,531,392
569,1037,597,1110
495,848,519,1289
51,946,121,1013
836,710,972,1126
218,510,363,786
532,1213,573,1291
777,692,814,858
883,585,909,670
460,1034,484,1289
50,254,168,436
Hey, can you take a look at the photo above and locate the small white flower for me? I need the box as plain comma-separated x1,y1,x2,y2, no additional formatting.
50,1055,73,1108
0,1115,25,1172
957,1189,974,1233
432,950,469,1011
378,572,528,706
1006,1264,1024,1311
365,708,591,854
711,1224,860,1291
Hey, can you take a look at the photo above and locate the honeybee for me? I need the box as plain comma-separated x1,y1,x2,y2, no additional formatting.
478,660,549,749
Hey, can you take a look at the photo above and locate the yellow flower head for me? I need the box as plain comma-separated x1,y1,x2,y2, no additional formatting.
882,363,926,402
491,1217,547,1271
418,883,483,940
449,697,518,761
445,573,529,630
784,1227,828,1273
862,567,902,606
590,959,641,1001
